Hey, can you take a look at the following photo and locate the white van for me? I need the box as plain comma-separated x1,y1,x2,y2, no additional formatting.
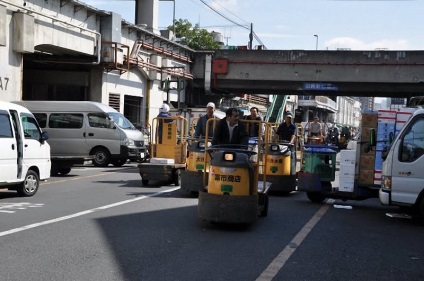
14,101,146,174
379,108,424,221
0,101,50,196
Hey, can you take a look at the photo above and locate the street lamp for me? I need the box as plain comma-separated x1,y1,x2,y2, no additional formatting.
159,0,176,36
314,35,318,50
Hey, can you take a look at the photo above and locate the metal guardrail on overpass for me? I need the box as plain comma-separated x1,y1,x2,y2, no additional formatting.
194,50,424,98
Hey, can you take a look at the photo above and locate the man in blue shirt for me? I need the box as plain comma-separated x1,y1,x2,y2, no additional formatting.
194,102,216,139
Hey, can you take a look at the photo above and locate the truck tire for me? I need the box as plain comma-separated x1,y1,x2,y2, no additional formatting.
259,193,269,217
419,197,424,224
17,170,39,197
142,179,149,186
306,192,325,203
92,148,111,167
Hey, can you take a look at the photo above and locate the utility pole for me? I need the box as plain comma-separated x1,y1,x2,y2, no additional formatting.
249,23,253,50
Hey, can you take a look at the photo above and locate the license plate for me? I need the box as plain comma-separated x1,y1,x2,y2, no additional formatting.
140,152,145,158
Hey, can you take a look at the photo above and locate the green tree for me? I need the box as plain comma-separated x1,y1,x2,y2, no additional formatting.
168,19,221,50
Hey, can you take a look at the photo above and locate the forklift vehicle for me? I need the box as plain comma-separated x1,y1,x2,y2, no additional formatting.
198,145,270,224
180,118,218,194
297,144,338,203
138,116,188,186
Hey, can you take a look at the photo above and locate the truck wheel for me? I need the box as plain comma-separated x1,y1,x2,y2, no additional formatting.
92,148,111,167
111,158,127,167
259,194,269,217
50,166,59,176
306,192,325,203
419,197,424,224
173,169,181,186
17,170,39,197
59,167,72,175
142,179,149,186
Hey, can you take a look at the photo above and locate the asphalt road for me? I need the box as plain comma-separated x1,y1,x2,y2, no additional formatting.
1,163,423,281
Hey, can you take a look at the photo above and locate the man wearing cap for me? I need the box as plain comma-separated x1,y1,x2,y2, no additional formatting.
194,102,217,139
275,112,297,173
157,103,173,144
275,112,297,144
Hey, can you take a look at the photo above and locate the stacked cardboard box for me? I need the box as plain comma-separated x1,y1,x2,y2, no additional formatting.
358,111,378,185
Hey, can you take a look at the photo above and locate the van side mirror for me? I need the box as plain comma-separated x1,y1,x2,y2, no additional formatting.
41,131,49,143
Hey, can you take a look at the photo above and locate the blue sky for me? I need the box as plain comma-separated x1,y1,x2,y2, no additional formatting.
83,0,424,50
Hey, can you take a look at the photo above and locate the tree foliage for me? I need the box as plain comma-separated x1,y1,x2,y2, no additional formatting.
168,19,221,50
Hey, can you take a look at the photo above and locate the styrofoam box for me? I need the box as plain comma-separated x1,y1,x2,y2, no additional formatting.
340,150,357,162
150,158,175,164
339,164,355,180
339,180,355,192
377,117,396,124
396,121,406,131
396,112,413,122
378,110,397,119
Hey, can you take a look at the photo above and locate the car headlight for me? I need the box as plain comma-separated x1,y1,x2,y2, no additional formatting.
127,138,135,146
121,138,130,146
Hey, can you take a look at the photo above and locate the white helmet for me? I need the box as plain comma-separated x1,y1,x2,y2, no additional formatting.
160,103,170,113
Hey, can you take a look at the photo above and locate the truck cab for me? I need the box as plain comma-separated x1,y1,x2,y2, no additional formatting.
379,108,424,220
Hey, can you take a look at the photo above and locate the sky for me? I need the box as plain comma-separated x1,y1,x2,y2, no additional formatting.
82,0,424,51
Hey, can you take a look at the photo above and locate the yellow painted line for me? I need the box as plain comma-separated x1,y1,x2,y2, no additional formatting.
256,203,331,281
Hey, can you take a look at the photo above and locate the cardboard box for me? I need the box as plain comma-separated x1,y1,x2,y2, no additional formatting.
361,112,378,128
359,155,375,170
358,169,374,185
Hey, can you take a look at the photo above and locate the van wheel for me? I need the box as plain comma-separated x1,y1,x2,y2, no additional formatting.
111,158,127,167
17,170,39,197
59,168,72,175
92,148,111,167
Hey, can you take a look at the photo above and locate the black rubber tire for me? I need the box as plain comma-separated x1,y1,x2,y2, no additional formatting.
173,169,181,186
111,158,127,167
92,148,111,167
142,179,149,186
306,192,326,203
259,193,269,217
58,167,72,175
419,197,424,224
17,170,39,197
50,166,59,176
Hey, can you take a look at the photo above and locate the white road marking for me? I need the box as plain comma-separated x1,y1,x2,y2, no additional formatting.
0,203,45,214
256,203,331,281
0,187,180,237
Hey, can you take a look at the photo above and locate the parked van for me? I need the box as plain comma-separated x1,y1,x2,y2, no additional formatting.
379,108,424,221
0,101,50,196
13,101,146,174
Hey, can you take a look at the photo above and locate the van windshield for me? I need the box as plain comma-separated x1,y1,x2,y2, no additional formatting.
108,112,135,130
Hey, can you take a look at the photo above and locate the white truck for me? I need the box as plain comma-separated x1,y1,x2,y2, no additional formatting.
379,108,424,222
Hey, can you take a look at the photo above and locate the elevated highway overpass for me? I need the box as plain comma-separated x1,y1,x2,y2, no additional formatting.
191,50,424,98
